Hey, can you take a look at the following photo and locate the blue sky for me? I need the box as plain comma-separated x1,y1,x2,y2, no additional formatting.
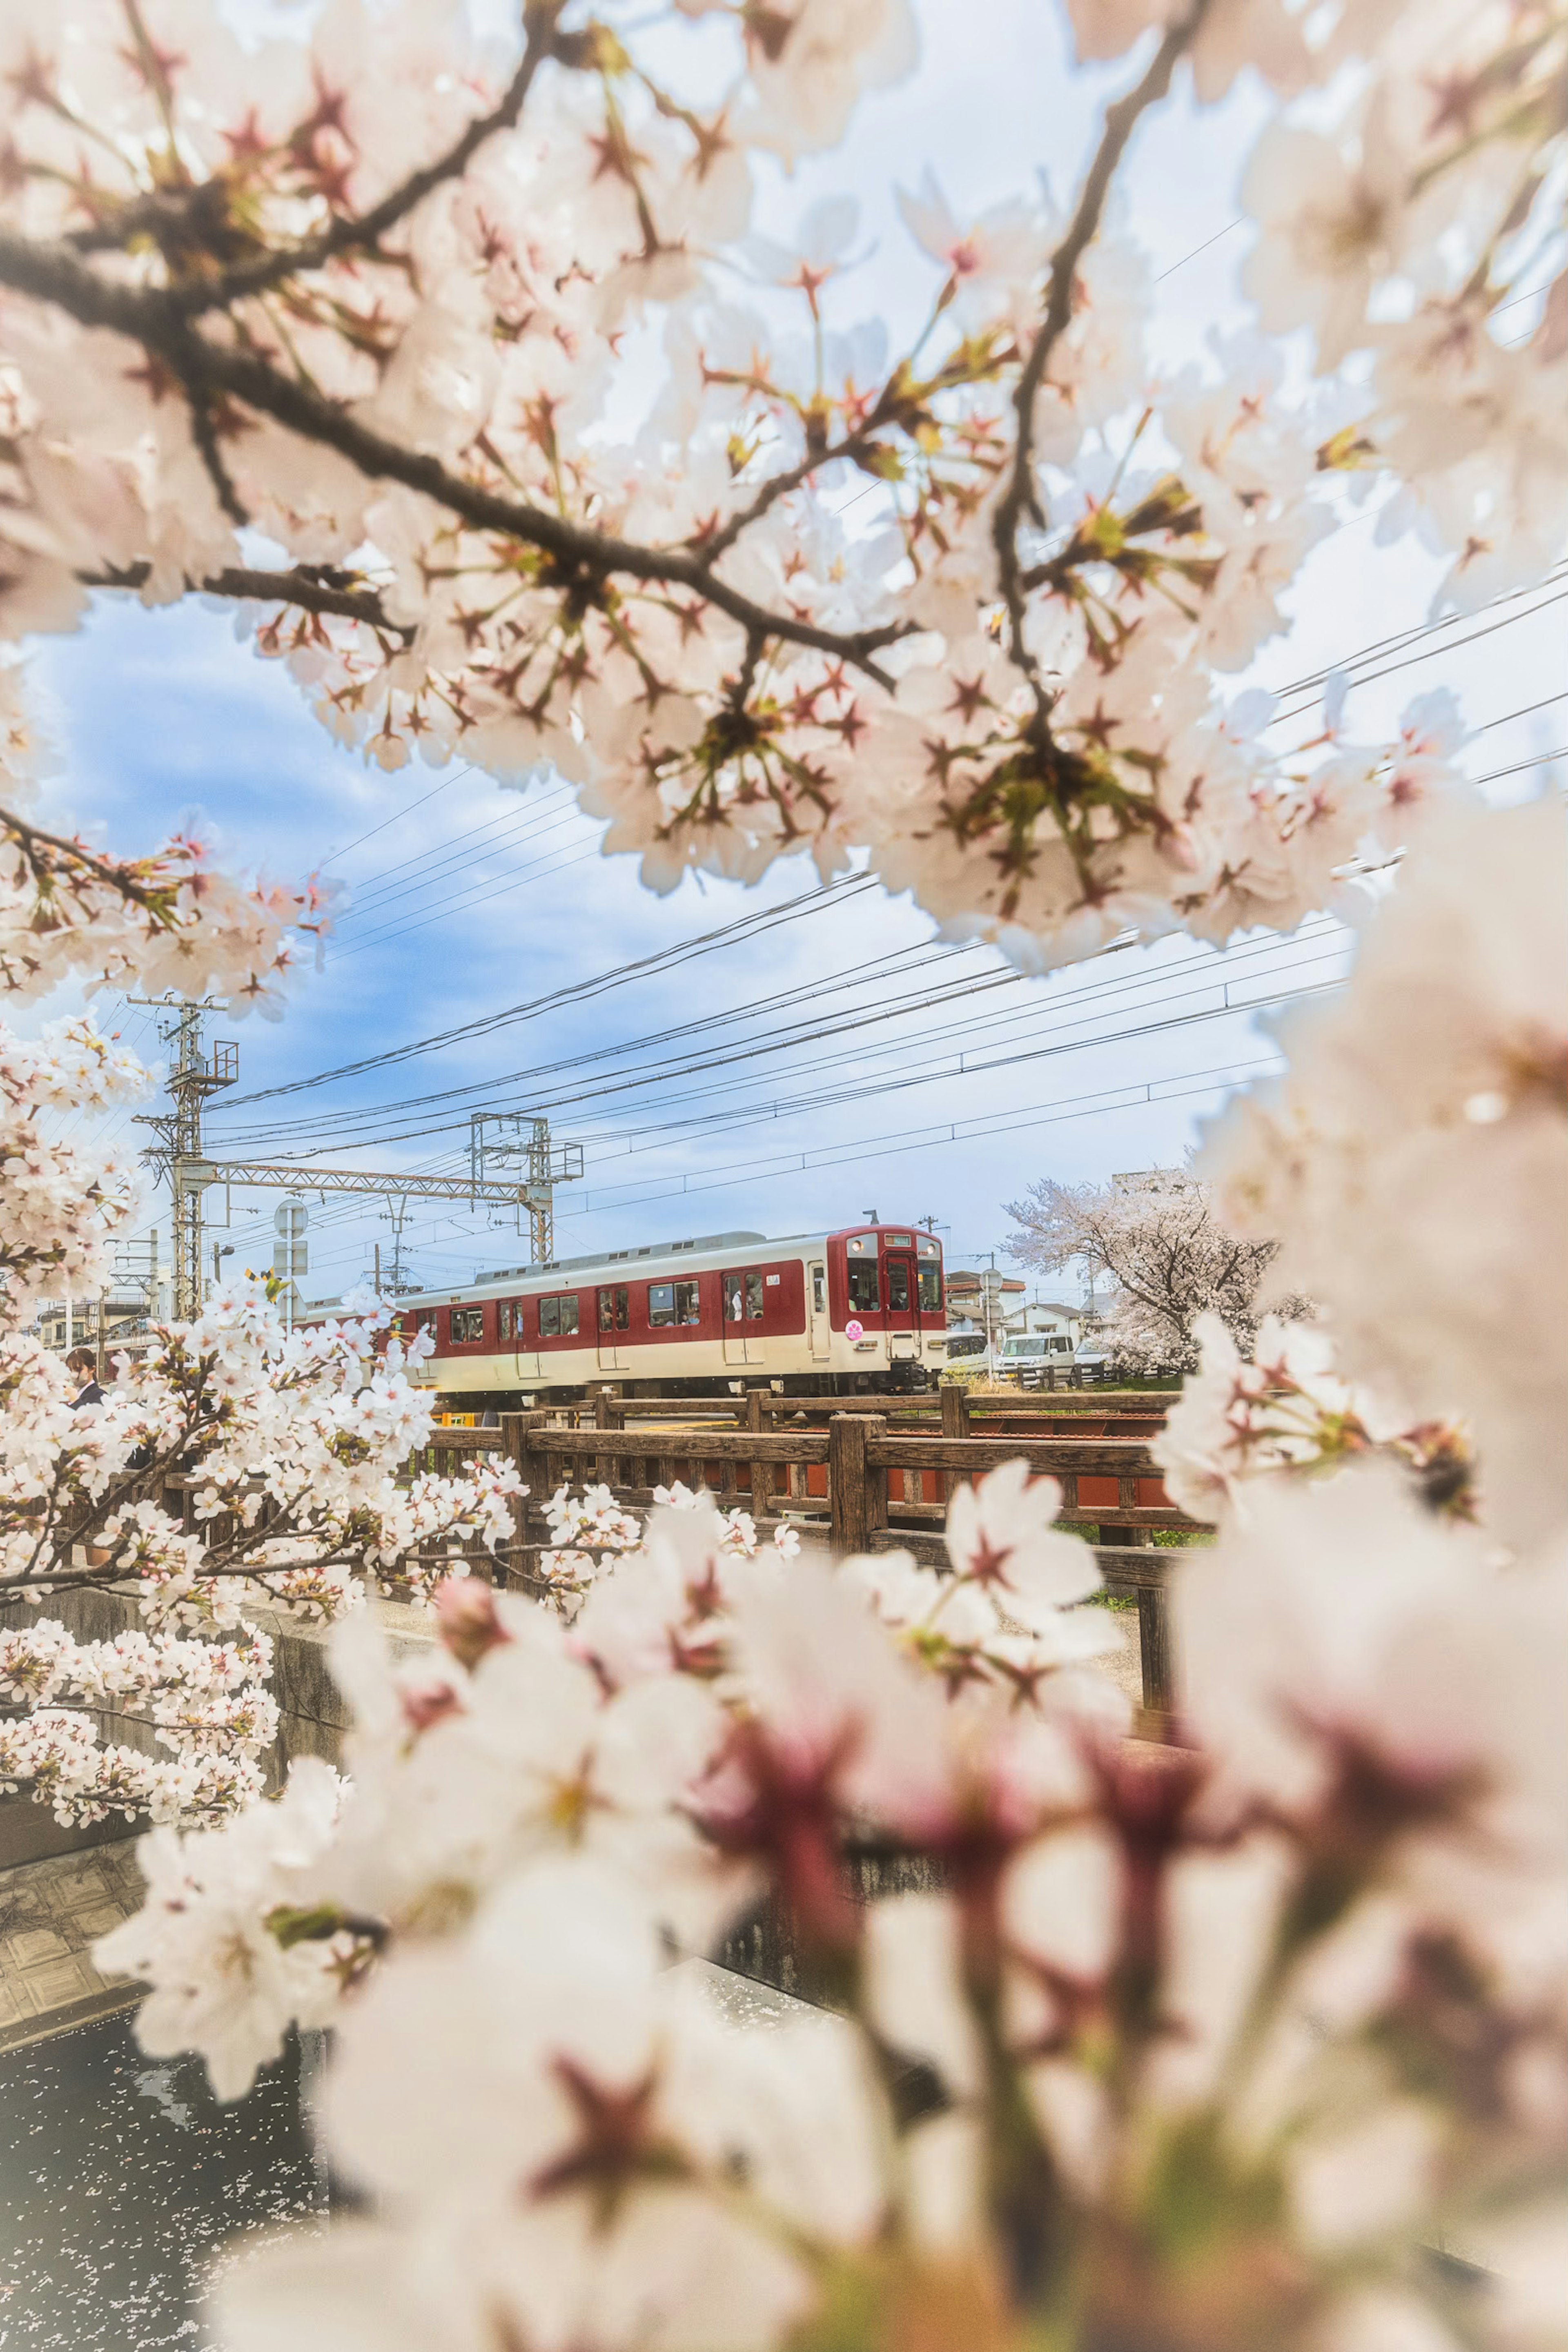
28,0,1565,1304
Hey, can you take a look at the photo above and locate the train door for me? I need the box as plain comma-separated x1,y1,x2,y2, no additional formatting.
597,1283,629,1373
883,1248,919,1365
500,1298,539,1385
808,1260,830,1361
722,1267,764,1366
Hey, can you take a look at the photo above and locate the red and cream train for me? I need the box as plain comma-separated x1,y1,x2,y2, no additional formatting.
382,1223,948,1405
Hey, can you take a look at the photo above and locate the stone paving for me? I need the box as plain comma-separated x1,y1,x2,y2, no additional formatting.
0,1841,147,2053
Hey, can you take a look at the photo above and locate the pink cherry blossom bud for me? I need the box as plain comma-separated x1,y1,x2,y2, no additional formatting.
399,1680,464,1736
433,1575,512,1670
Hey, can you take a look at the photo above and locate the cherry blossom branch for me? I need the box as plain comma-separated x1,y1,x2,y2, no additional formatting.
163,0,569,318
81,562,412,636
0,230,911,687
1,804,172,913
991,5,1207,687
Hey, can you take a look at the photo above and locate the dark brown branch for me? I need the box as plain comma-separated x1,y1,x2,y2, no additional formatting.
991,4,1209,685
0,802,167,909
0,229,908,688
187,388,249,526
165,1,568,317
80,561,412,635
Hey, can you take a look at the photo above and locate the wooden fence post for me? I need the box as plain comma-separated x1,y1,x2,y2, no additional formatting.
940,1381,969,1503
830,1413,887,1554
1137,1581,1174,1717
505,1410,551,1585
746,1389,770,1522
829,1414,868,1552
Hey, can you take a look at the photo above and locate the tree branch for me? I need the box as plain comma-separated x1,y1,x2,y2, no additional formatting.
165,2,569,317
0,229,909,688
1,803,169,911
80,561,413,636
990,5,1207,685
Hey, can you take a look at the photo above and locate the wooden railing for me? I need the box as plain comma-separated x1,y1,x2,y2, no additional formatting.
406,1398,1195,1715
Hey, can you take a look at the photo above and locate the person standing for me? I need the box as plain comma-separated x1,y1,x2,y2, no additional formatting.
65,1346,103,1408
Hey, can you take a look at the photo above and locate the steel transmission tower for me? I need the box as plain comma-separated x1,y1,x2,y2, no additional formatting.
469,1114,585,1267
132,999,586,1318
129,999,238,1319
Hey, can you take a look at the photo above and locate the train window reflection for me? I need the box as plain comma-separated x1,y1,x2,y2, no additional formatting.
846,1260,880,1312
648,1282,675,1327
539,1294,579,1338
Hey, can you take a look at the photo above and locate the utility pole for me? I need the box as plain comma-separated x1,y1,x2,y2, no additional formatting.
468,1114,584,1267
379,1198,418,1295
129,998,238,1320
130,1007,585,1318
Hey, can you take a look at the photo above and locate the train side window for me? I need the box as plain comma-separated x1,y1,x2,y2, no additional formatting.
918,1264,942,1313
499,1300,523,1342
648,1282,675,1328
539,1294,578,1338
723,1272,744,1323
598,1285,629,1332
812,1265,826,1313
846,1260,880,1312
675,1279,701,1325
885,1260,911,1313
450,1306,484,1343
745,1270,764,1321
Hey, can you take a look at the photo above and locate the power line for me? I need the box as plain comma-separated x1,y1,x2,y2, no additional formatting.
1265,576,1568,725
220,874,884,1107
560,1054,1287,1222
333,782,577,918
319,763,477,872
213,933,983,1147
334,833,607,960
227,920,1342,1162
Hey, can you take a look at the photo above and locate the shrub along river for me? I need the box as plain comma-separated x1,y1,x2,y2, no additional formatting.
0,2011,324,2349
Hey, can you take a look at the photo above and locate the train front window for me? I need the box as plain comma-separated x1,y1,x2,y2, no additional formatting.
648,1282,675,1328
450,1306,484,1343
885,1260,911,1313
745,1270,764,1321
918,1264,942,1312
846,1259,880,1312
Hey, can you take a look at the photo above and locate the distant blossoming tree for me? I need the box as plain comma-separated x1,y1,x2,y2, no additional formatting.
0,2,1562,2350
1004,1165,1312,1373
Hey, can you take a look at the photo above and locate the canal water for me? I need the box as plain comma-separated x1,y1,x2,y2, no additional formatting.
0,2011,325,2350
